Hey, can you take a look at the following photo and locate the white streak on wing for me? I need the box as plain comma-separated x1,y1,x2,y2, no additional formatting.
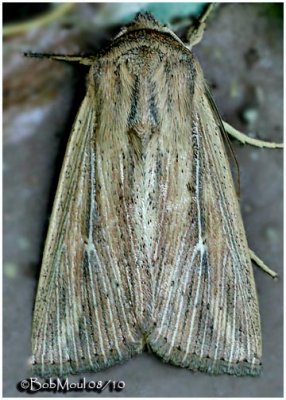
67,133,95,367
212,252,228,364
40,313,48,376
182,119,205,362
228,262,237,364
235,265,252,361
180,243,204,361
83,316,93,367
218,201,255,358
56,277,63,376
155,117,205,356
90,149,135,344
102,238,136,342
154,150,190,317
86,150,107,362
154,236,171,305
218,200,256,362
60,281,68,363
93,248,122,358
199,249,211,358
99,238,135,342
153,223,191,343
153,150,170,299
36,115,89,373
219,206,239,365
37,242,63,369
65,252,79,368
119,154,144,318
168,243,202,356
34,100,95,372
77,140,95,367
154,152,171,265
96,154,123,358
202,110,259,364
142,165,153,267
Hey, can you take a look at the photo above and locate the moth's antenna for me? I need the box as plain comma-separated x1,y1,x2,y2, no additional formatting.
24,52,96,66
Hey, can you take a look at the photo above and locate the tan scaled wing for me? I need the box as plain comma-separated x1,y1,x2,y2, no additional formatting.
32,73,144,377
147,58,262,376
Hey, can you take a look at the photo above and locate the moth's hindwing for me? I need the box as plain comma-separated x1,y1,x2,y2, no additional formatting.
33,15,262,377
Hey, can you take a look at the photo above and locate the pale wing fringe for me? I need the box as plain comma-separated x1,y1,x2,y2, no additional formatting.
223,121,283,149
32,84,143,377
249,249,278,278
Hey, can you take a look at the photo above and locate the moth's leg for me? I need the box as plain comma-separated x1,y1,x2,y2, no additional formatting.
223,121,283,149
24,52,96,66
249,249,278,278
187,4,216,49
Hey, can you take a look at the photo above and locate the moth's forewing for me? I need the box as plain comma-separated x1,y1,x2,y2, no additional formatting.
148,59,261,376
32,87,144,377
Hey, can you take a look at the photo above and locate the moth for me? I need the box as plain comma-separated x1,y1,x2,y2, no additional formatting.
31,12,263,377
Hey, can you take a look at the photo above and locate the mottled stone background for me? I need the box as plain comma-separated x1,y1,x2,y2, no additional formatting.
3,3,283,397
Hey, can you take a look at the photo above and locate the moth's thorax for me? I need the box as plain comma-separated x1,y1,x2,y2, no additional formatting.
101,29,194,63
92,33,198,144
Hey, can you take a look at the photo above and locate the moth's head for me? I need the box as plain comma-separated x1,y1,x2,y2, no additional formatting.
128,12,164,31
114,12,185,47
